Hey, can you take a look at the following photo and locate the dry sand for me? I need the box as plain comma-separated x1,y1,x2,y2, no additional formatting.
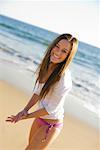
0,80,99,150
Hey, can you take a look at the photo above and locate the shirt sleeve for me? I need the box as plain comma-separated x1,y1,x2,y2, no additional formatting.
43,69,72,114
33,82,41,95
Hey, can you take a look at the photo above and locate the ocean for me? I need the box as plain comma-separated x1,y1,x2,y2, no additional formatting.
0,15,99,116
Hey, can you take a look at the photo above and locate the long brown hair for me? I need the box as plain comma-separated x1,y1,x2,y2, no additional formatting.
34,33,78,100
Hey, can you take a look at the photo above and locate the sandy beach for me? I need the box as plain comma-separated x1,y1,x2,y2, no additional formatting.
0,80,99,150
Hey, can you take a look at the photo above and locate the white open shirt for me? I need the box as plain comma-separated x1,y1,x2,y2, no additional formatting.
33,68,72,120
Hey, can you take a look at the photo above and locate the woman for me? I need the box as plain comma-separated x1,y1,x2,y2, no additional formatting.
6,33,78,150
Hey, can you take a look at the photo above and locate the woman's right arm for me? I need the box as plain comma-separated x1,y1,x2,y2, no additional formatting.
24,80,42,112
23,93,40,111
24,80,41,111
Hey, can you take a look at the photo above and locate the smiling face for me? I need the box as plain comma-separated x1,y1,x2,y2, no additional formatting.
50,39,72,64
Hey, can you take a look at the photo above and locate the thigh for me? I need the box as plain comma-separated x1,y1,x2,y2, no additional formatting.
28,124,63,150
40,125,63,149
28,118,42,144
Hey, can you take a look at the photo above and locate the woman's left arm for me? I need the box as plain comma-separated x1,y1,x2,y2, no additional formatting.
6,108,49,123
22,108,49,120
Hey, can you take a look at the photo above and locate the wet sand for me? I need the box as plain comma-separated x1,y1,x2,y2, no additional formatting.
0,80,99,150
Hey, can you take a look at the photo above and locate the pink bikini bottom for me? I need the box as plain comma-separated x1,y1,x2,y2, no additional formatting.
36,117,63,141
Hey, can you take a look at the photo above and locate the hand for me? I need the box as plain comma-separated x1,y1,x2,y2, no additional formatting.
6,109,28,123
6,115,18,123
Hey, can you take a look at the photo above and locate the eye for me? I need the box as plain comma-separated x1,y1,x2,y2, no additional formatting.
55,45,59,48
62,50,67,53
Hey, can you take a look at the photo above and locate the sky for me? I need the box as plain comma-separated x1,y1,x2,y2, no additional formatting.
0,0,99,48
